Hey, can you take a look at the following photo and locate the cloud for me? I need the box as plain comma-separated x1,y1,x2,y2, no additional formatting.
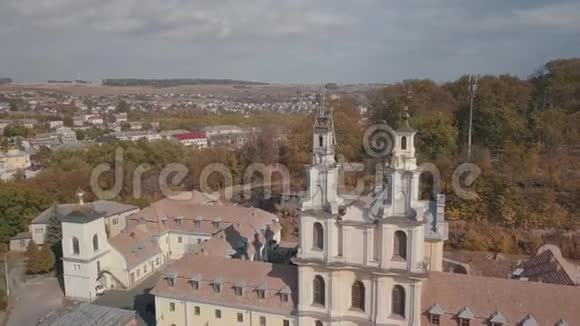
6,0,355,39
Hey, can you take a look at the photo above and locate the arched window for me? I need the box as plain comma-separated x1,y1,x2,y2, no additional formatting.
419,172,435,200
313,275,325,306
313,222,324,250
315,321,323,326
92,234,99,251
72,237,80,255
393,231,407,260
401,136,407,150
319,135,324,147
391,285,406,317
351,281,365,310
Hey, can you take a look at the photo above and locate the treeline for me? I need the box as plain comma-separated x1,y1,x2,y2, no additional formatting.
0,78,12,85
1,58,579,258
102,78,268,87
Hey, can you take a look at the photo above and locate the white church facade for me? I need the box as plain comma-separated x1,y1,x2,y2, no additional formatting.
150,107,580,326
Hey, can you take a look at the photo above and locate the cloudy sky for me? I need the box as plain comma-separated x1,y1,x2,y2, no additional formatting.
1,0,579,83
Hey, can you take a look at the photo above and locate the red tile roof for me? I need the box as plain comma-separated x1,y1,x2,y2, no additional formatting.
514,244,577,286
151,255,297,315
422,271,580,325
173,132,206,140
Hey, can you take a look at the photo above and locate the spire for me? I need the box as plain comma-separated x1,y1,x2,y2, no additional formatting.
76,188,85,206
397,106,415,133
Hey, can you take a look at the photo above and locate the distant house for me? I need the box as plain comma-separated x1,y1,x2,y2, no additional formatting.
114,113,128,123
87,115,104,125
73,116,85,127
173,132,208,148
56,127,77,144
113,130,161,142
48,120,64,129
201,124,243,137
18,119,38,128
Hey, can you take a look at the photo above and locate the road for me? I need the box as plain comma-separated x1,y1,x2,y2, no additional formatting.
93,272,161,326
5,277,64,326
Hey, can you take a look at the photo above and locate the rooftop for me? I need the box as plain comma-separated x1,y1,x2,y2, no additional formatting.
37,303,136,326
151,255,297,315
422,271,580,325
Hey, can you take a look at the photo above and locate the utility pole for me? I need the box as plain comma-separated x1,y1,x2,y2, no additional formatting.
4,253,9,296
467,75,478,161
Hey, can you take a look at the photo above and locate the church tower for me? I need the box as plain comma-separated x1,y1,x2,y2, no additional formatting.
301,107,343,215
62,190,110,300
295,109,447,326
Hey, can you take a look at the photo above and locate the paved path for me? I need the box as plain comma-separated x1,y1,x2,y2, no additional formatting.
5,277,64,326
94,272,160,326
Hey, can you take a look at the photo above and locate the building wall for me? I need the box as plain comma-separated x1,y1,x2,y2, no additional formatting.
105,208,139,237
62,217,110,300
9,237,30,251
297,266,423,326
29,223,46,245
155,295,295,326
167,231,211,260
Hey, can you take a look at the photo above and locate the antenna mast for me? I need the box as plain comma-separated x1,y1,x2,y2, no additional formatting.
467,75,478,161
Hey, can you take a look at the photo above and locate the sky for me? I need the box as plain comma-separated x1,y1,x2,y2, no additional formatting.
0,0,579,83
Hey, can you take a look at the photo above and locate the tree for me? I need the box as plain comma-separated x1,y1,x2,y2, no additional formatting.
3,125,29,138
45,205,63,257
0,184,52,242
25,241,40,274
413,113,459,161
36,244,56,273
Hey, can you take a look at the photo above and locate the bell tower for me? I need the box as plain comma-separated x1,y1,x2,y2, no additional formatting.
301,107,343,214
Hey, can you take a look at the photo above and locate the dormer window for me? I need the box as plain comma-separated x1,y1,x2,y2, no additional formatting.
280,293,288,302
457,307,474,326
428,303,444,325
166,272,177,287
190,273,201,290
256,283,267,299
234,286,243,296
175,216,183,225
212,276,223,293
194,218,201,227
488,311,506,326
213,218,221,229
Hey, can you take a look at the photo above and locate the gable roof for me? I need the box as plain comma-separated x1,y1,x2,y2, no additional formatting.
31,200,138,225
151,255,297,315
513,244,577,286
422,271,580,325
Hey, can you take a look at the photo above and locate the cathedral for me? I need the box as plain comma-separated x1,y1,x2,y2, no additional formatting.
49,106,579,325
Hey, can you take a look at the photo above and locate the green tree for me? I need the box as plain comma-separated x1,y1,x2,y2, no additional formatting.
413,113,459,161
37,244,56,273
3,125,29,138
0,184,52,242
25,241,40,274
45,205,63,258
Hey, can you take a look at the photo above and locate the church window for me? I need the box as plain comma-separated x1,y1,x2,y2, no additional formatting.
460,319,470,326
430,315,440,325
92,234,99,251
315,321,323,326
401,136,407,150
259,316,266,326
313,222,324,250
313,275,325,306
169,302,175,311
351,281,365,311
72,237,80,255
96,260,101,274
281,293,288,302
319,135,323,147
391,285,406,317
393,231,407,260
